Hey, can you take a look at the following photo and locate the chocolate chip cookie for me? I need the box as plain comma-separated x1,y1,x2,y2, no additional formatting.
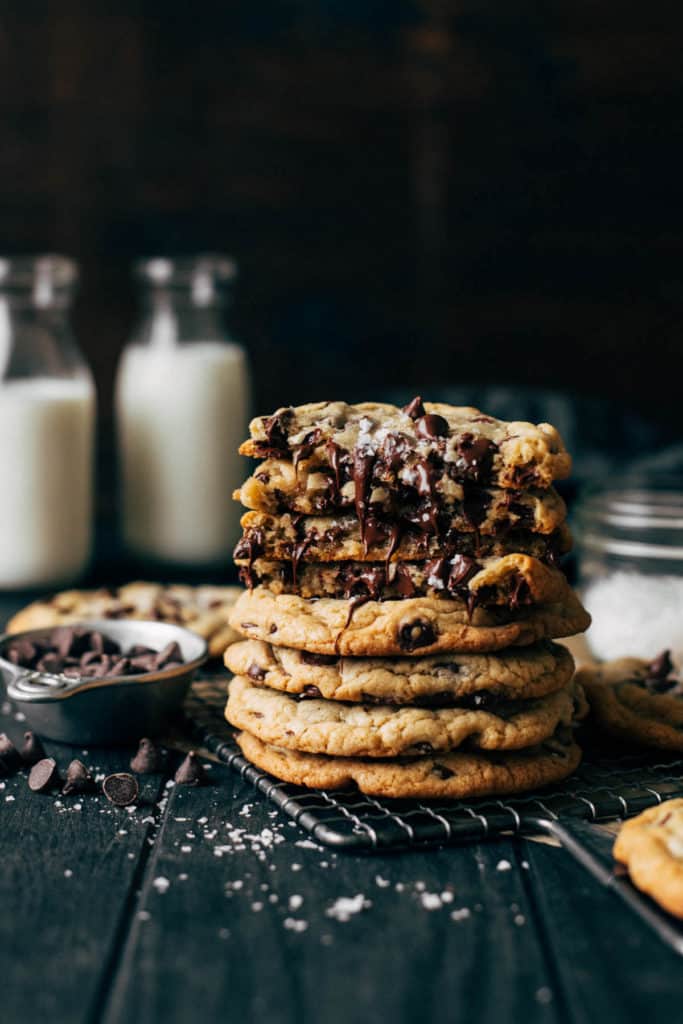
236,464,568,530
240,399,571,493
225,638,575,704
614,800,683,918
578,650,683,751
229,586,591,657
226,675,586,757
236,553,571,608
7,582,243,658
235,729,582,798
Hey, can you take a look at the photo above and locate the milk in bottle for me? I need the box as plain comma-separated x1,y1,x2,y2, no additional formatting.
0,256,95,589
116,256,249,567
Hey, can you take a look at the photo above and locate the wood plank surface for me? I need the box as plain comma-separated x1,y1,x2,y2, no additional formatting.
0,718,171,1024
524,833,683,1023
102,765,561,1024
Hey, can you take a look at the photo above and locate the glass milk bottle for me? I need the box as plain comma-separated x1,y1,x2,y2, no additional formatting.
116,255,250,568
0,256,96,589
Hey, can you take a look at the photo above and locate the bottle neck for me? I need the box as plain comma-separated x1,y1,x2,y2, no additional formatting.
137,291,232,346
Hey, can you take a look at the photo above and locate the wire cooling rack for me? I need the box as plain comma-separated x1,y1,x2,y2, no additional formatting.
186,679,683,954
187,678,683,852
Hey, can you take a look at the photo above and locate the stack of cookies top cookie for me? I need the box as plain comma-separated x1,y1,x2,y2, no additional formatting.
225,399,591,799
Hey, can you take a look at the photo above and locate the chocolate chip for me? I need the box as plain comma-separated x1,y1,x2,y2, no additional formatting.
102,773,139,806
648,650,673,680
412,742,434,755
455,434,497,483
431,763,455,779
130,738,164,773
398,620,436,652
21,731,47,766
62,759,96,795
247,663,267,682
415,414,448,440
0,733,22,773
174,751,207,786
300,685,322,699
28,757,60,793
36,652,66,674
300,651,337,666
154,641,183,671
402,396,425,420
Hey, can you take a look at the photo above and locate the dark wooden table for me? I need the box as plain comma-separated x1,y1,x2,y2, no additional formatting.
2,591,682,1024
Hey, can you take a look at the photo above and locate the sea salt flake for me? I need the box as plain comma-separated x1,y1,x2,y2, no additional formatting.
251,902,264,912
375,875,390,888
181,845,192,853
153,876,170,894
283,917,308,932
496,860,512,872
420,893,443,910
5,795,15,802
326,895,371,922
451,908,471,922
64,869,73,878
289,894,304,911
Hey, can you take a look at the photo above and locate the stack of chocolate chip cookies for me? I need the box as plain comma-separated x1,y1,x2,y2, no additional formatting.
225,399,591,799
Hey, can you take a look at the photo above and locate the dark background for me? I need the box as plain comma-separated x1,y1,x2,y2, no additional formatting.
1,1,682,434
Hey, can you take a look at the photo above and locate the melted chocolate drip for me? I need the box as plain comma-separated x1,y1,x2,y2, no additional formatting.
253,409,294,457
326,440,343,499
291,536,313,588
394,563,417,597
455,434,497,483
343,593,374,629
292,428,323,469
352,446,376,545
508,574,531,611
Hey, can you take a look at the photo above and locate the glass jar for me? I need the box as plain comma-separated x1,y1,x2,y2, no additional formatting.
577,481,683,661
115,254,250,568
0,255,96,589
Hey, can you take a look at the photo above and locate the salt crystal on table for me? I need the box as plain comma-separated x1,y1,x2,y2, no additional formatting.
326,895,371,922
375,876,390,888
289,894,303,911
283,918,308,932
152,877,170,894
496,860,512,871
451,908,471,922
420,893,443,910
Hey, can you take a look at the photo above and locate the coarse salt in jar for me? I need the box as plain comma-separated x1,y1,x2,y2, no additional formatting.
577,481,683,662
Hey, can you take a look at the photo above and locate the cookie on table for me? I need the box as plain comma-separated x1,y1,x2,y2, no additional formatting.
236,553,571,609
235,729,582,799
577,650,683,751
239,399,571,492
229,586,592,657
6,582,244,658
614,800,683,918
225,638,576,704
225,675,587,758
